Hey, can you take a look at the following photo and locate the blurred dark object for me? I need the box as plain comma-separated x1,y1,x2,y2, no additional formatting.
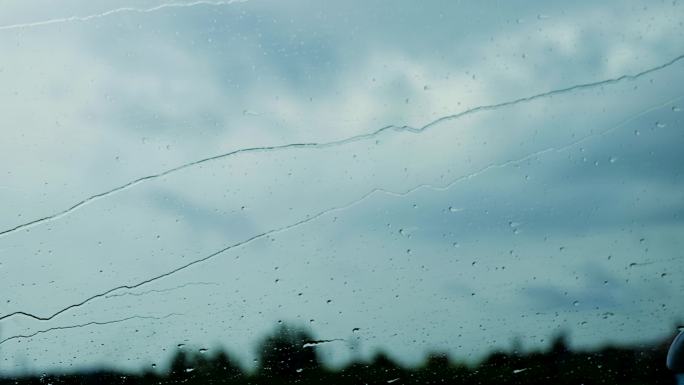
668,329,684,385
668,330,684,372
255,323,321,380
0,324,679,385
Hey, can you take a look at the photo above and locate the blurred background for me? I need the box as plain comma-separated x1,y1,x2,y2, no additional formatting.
0,0,682,383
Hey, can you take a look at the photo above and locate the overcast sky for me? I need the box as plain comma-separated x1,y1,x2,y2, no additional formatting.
0,0,683,375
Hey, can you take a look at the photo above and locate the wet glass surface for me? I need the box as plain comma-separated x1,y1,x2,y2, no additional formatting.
0,1,683,383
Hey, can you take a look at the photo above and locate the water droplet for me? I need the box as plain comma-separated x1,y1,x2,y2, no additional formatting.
609,156,617,163
199,348,209,354
573,300,580,307
185,368,195,373
655,121,666,128
634,129,641,136
601,312,614,319
673,106,682,112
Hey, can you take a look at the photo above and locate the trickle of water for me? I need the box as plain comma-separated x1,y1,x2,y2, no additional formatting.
302,339,343,348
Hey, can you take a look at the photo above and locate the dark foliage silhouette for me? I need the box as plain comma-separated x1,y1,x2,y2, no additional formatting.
0,323,679,385
256,323,320,379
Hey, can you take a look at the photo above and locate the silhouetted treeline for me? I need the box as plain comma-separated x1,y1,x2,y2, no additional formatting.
0,323,679,385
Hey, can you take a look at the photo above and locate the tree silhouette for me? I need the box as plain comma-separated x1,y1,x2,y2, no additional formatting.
256,323,321,379
167,347,243,385
210,350,243,381
168,350,188,374
0,322,679,385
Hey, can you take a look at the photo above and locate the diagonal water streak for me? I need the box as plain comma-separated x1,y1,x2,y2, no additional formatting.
0,313,181,345
103,281,219,299
1,53,683,239
1,95,677,324
0,0,248,31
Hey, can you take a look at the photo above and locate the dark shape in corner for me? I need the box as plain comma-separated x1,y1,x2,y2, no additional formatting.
668,329,684,385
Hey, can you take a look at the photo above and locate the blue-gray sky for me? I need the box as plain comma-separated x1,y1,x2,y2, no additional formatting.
0,0,683,374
